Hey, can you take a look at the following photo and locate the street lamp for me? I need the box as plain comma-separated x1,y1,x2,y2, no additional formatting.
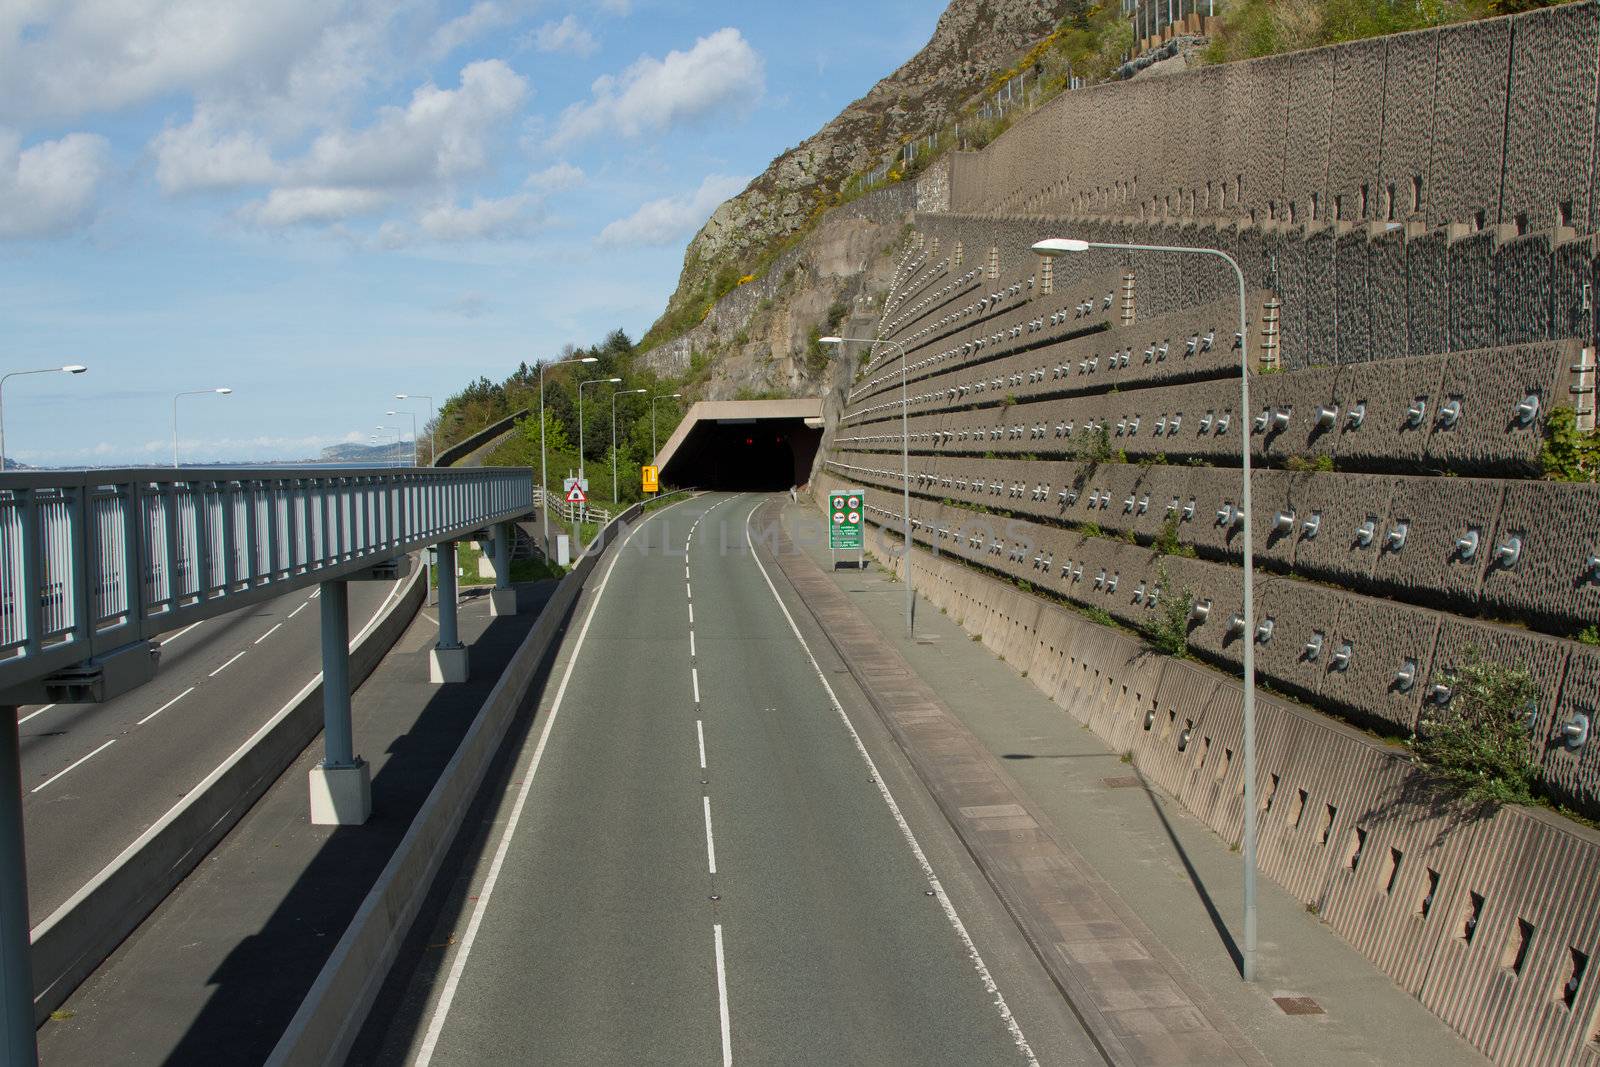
822,334,913,637
537,357,599,544
376,425,403,467
0,365,87,471
395,394,434,463
575,376,621,548
172,387,232,468
612,388,647,504
650,392,683,458
387,409,417,466
1033,234,1258,982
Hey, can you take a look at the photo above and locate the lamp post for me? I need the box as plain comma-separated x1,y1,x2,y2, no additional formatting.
1034,234,1258,982
395,394,433,463
376,425,403,467
612,388,646,504
0,365,87,470
822,334,913,637
387,409,418,466
650,392,683,458
172,387,232,468
537,357,599,545
577,376,621,545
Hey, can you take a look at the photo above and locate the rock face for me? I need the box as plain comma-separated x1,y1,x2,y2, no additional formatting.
648,0,1071,345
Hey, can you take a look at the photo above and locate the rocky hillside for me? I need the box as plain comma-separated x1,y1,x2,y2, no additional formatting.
643,0,1073,351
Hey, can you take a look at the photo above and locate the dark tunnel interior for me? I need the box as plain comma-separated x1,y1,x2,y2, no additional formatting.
660,418,822,492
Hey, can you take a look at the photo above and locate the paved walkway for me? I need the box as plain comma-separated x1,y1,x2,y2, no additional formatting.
775,497,1486,1067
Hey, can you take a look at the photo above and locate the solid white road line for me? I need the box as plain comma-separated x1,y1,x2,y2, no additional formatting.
691,667,701,704
254,623,282,645
17,704,57,726
32,739,116,794
159,621,204,646
288,602,309,619
208,650,247,677
697,719,707,769
414,495,691,1067
702,795,717,875
743,501,1040,1066
714,924,733,1067
137,686,195,726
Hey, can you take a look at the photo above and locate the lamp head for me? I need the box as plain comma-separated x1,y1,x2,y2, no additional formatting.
819,336,844,345
580,357,599,363
1031,238,1091,255
216,387,233,395
607,377,622,383
62,365,88,374
395,393,407,399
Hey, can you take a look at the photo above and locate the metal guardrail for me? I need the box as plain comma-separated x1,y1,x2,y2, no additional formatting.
0,466,533,696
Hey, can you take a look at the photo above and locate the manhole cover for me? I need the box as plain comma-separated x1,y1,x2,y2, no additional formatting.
1101,775,1141,788
1273,996,1325,1016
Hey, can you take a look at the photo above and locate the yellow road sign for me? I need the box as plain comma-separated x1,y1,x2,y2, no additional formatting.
642,465,659,493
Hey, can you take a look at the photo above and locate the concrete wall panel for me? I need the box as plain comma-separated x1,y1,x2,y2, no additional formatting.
1493,231,1554,347
1333,352,1447,467
1368,476,1502,613
1405,226,1451,357
1426,341,1567,476
1283,471,1390,587
1485,480,1600,632
1366,224,1410,359
1378,29,1439,227
1448,228,1500,352
1316,595,1438,732
1327,37,1388,225
1501,3,1600,233
1426,17,1512,227
1334,224,1374,363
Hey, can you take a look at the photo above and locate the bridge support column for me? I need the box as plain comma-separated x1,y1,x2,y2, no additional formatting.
0,708,38,1067
490,521,518,617
308,580,371,826
430,541,469,683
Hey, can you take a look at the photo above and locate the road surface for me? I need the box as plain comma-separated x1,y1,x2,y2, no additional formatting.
369,493,1098,1065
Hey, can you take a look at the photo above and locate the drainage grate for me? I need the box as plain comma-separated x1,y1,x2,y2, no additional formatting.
1101,775,1142,789
1273,996,1325,1016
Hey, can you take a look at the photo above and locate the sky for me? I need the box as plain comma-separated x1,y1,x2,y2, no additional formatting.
0,0,947,467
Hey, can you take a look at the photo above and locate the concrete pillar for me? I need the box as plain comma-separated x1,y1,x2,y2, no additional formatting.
0,709,38,1066
430,540,468,683
490,521,518,617
308,580,370,825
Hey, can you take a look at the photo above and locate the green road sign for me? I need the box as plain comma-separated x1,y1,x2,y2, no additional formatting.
829,489,864,551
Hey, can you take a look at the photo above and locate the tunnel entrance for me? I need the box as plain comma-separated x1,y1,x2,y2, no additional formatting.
654,400,825,492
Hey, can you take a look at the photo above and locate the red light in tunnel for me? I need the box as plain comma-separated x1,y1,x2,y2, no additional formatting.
744,437,753,445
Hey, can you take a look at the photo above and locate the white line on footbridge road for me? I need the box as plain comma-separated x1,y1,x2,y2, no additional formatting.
702,795,718,875
32,739,116,794
691,667,701,704
288,601,310,619
697,719,707,769
689,631,696,658
714,924,733,1067
208,650,247,677
254,623,282,645
17,704,56,726
137,686,195,727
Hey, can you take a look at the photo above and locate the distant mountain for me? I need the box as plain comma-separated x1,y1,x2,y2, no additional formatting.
318,441,412,464
1,457,29,471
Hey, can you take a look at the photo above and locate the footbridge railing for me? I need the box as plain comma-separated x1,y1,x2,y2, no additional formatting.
0,466,533,701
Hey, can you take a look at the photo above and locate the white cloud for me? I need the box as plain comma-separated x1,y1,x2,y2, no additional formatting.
151,111,281,193
0,2,344,123
598,173,747,248
526,161,585,192
551,28,763,147
0,130,111,239
533,16,598,57
239,186,389,227
428,1,521,60
155,59,530,226
418,194,538,240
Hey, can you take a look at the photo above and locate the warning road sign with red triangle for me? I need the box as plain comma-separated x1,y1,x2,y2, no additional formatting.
565,483,587,504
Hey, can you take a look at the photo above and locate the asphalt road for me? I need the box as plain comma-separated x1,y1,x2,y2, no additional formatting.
376,493,1097,1065
15,577,402,923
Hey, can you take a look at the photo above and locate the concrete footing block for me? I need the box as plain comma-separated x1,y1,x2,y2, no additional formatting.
430,644,469,683
309,761,371,825
489,587,518,617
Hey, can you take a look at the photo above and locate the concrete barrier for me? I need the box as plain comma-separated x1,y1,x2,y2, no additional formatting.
434,409,530,468
267,501,649,1067
29,564,426,1024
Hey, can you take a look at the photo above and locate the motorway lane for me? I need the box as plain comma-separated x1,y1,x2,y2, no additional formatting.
16,578,401,922
405,494,1092,1064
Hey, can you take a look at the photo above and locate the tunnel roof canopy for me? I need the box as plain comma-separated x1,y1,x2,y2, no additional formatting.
653,398,824,475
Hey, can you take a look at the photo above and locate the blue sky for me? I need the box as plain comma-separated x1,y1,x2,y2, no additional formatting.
0,0,946,466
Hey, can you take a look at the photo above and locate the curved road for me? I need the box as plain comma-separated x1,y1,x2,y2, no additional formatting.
367,494,1096,1064
16,577,402,922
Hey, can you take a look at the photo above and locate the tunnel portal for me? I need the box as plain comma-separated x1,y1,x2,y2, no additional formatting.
654,400,824,493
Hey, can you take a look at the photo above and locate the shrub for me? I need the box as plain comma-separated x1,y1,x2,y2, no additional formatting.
1153,514,1196,558
1410,649,1540,806
1541,406,1600,482
1144,572,1193,659
1286,453,1335,473
1578,624,1599,646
